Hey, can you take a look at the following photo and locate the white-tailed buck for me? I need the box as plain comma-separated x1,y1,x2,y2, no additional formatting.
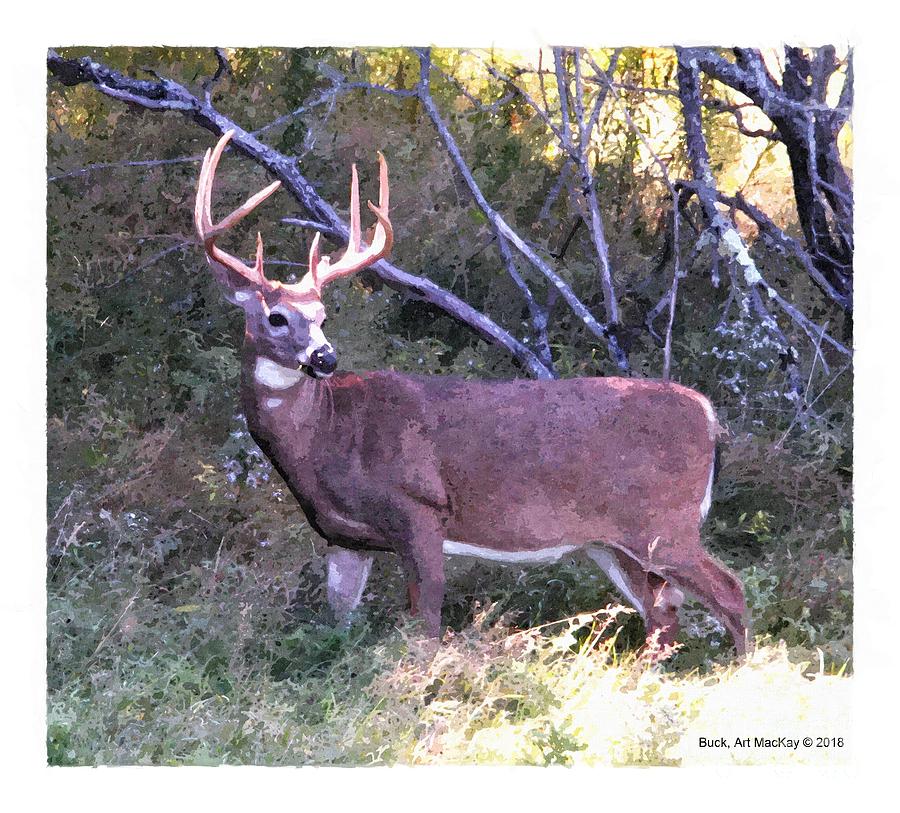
194,130,750,654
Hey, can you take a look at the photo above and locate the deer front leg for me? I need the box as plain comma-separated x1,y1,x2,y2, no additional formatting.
326,548,374,626
400,535,446,638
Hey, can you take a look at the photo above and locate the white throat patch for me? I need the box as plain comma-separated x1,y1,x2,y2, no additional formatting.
254,357,305,390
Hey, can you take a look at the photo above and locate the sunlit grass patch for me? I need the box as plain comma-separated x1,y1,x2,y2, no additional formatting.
370,610,850,766
46,558,852,767
46,469,852,766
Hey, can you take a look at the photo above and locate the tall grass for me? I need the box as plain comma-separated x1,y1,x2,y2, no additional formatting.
46,289,853,766
47,482,850,766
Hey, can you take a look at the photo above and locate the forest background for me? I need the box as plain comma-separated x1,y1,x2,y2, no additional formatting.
40,41,861,766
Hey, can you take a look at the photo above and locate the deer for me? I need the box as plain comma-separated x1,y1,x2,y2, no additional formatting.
194,130,750,655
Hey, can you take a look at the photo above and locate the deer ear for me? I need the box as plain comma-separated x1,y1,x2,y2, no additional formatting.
217,284,257,308
202,254,258,304
222,287,273,317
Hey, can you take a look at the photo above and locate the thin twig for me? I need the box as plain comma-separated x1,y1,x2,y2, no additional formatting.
86,593,139,665
776,359,851,448
48,154,204,182
103,239,192,288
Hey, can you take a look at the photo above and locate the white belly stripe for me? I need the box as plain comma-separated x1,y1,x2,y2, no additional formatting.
442,540,578,564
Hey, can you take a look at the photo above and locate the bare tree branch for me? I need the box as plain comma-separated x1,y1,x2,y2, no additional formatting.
682,46,853,305
470,48,623,332
712,187,851,311
647,232,708,346
662,188,682,381
48,154,203,182
561,48,620,327
431,62,515,113
103,239,193,288
202,47,231,104
676,50,807,401
413,48,630,373
281,217,333,232
496,233,555,373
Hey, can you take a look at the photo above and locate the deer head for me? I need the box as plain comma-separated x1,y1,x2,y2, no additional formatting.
194,129,392,378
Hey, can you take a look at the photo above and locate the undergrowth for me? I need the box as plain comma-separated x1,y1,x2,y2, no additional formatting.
47,553,850,767
47,406,852,765
46,219,853,767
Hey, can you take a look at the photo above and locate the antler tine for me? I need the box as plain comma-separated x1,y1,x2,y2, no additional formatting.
308,232,323,291
348,164,361,254
194,129,282,288
194,147,212,236
376,150,389,211
217,178,283,233
300,153,393,292
196,130,234,239
366,151,393,257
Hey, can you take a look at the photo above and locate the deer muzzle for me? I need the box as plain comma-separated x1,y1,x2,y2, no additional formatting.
308,345,338,377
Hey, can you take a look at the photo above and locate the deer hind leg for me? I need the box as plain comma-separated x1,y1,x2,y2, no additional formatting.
654,539,751,655
326,548,374,626
586,546,684,648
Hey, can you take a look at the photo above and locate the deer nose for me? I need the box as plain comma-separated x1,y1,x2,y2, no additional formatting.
310,346,337,374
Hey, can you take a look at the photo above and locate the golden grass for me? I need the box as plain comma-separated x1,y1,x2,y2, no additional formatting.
369,608,851,766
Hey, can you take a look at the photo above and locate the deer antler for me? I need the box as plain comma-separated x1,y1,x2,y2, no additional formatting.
299,152,393,294
195,130,391,299
194,129,282,291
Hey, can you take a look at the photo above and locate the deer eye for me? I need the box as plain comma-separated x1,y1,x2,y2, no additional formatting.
268,312,289,328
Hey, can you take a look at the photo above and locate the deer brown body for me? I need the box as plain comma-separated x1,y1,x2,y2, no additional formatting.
195,130,750,654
